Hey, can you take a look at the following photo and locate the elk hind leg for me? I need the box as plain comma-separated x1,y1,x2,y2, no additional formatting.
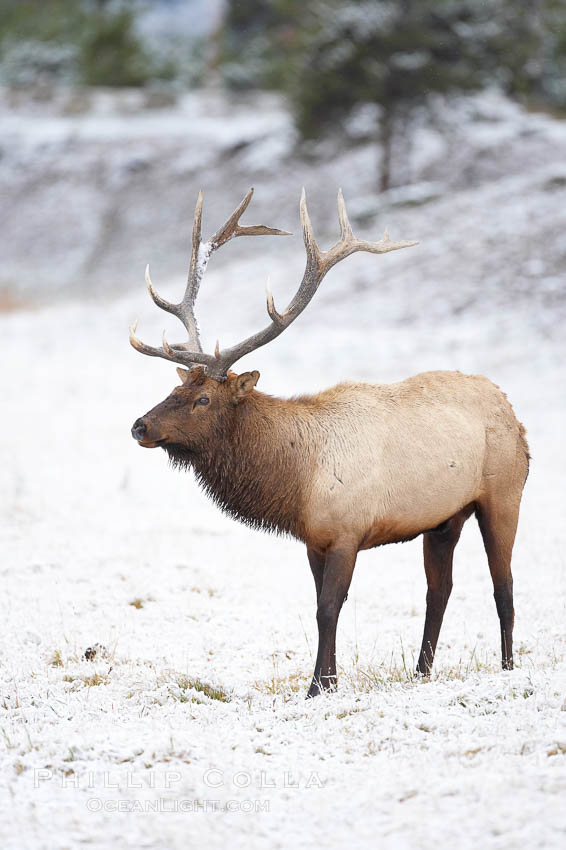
416,506,473,675
476,499,521,670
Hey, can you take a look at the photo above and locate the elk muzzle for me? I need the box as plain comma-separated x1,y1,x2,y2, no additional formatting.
131,417,167,448
131,418,147,441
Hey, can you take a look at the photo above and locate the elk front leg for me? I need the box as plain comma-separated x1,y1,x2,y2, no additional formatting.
307,546,325,603
307,545,357,698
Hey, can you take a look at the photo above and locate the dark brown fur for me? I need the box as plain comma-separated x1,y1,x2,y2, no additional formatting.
165,395,309,538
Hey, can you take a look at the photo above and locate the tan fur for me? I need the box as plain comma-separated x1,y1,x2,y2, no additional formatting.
297,371,529,552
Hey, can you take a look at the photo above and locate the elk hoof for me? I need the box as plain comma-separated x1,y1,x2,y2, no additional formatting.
306,676,336,698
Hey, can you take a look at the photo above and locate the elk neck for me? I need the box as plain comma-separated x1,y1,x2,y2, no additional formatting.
168,390,318,539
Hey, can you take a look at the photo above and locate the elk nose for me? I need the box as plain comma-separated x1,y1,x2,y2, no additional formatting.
131,418,147,441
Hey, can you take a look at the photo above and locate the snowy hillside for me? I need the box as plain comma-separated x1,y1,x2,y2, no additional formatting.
0,87,565,849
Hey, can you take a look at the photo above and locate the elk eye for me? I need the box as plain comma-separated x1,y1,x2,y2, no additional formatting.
195,396,209,406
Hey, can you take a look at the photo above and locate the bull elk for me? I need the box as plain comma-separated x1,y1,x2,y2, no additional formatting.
130,188,529,698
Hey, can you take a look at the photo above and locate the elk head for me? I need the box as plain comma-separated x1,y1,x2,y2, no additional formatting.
130,187,416,453
131,365,260,451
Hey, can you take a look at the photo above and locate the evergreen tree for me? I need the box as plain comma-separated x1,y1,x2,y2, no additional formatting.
289,0,522,191
222,0,566,190
0,0,172,88
221,0,306,90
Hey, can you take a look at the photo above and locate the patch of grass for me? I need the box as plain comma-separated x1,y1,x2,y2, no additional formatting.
175,675,231,703
254,651,310,696
343,657,414,692
253,642,493,696
399,789,419,802
336,707,366,720
511,685,535,699
462,747,483,757
129,598,144,609
255,670,309,696
49,650,63,668
343,643,501,692
63,672,109,688
1,728,14,747
83,672,108,687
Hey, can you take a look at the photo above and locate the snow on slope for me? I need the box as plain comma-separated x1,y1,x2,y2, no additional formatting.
0,88,565,849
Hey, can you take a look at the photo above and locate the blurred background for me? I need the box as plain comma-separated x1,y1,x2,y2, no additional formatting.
1,0,566,312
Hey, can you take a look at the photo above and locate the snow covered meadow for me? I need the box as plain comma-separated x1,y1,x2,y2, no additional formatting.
1,88,565,849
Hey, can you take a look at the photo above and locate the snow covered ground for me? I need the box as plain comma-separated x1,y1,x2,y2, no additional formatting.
0,87,565,849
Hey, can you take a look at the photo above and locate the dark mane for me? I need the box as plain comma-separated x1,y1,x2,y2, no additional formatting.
163,397,309,540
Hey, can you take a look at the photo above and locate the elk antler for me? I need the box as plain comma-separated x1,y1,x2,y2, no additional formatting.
130,188,417,380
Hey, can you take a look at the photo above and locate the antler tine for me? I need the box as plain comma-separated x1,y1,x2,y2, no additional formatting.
320,190,419,276
299,186,320,273
179,189,206,351
265,275,285,326
211,187,291,248
129,319,210,368
336,188,354,241
145,265,180,317
261,190,320,330
129,319,171,360
211,187,254,249
188,189,204,290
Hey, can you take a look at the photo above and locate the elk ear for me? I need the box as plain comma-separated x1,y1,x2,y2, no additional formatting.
231,370,260,401
176,367,190,384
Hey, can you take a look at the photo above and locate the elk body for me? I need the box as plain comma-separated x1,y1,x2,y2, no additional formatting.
130,189,529,698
